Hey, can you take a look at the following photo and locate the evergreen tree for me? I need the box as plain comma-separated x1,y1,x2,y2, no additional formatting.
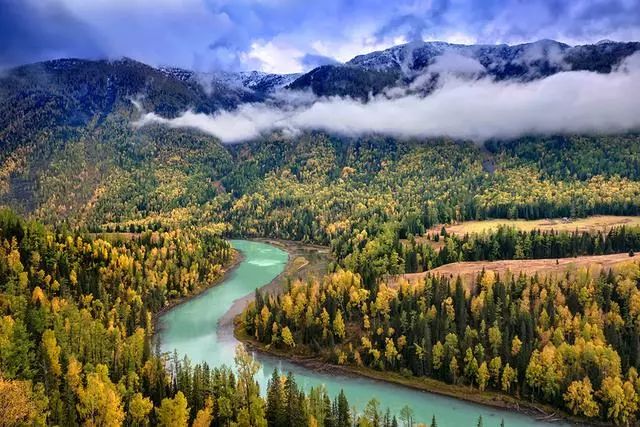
337,389,350,427
266,369,285,427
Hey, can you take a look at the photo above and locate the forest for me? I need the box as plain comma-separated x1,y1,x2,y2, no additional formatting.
402,224,640,275
5,126,640,425
0,208,237,425
0,208,452,426
242,259,640,425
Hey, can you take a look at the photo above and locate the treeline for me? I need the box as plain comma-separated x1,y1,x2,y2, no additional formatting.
243,264,640,425
0,209,232,425
4,338,426,426
161,346,407,427
403,225,640,274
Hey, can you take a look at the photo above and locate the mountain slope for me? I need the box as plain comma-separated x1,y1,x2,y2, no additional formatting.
290,39,640,97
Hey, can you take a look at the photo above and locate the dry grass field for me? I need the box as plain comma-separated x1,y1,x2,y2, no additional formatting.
390,252,640,288
432,215,640,237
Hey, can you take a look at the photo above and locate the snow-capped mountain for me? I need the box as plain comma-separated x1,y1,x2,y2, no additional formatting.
4,39,638,114
158,67,300,95
50,39,636,104
346,39,639,80
347,39,571,79
283,39,640,98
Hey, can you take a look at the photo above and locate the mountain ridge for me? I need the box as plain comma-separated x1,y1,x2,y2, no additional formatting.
3,38,638,103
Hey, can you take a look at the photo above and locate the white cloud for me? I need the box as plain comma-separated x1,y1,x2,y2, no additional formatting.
135,53,640,143
428,52,485,75
240,40,306,74
135,106,298,143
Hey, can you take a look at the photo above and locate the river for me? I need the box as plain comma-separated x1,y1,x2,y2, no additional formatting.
158,240,561,427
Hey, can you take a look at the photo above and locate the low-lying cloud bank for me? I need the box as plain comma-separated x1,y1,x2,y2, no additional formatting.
135,53,640,143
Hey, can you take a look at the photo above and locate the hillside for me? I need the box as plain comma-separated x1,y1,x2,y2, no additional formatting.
1,41,640,292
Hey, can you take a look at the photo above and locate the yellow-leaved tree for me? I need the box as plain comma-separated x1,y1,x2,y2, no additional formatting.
76,364,125,426
156,391,189,427
563,377,599,418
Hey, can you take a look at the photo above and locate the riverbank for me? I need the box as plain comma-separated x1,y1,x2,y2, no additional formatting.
153,248,244,331
237,326,597,425
218,239,331,339
255,238,330,285
231,242,599,426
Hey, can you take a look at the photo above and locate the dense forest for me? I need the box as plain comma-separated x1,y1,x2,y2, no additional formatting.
0,209,237,425
401,225,640,276
0,209,448,426
242,261,640,425
3,95,640,287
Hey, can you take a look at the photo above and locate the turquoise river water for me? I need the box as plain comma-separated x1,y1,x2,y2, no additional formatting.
158,240,562,427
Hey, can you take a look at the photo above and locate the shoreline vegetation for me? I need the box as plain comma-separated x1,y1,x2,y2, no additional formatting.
153,247,243,333
231,237,619,427
236,316,598,425
235,327,584,425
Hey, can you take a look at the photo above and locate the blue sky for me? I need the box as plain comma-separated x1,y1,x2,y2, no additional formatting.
1,0,639,73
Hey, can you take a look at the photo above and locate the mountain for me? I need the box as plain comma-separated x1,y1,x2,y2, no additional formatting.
1,39,637,120
0,39,639,225
290,39,640,97
159,67,301,95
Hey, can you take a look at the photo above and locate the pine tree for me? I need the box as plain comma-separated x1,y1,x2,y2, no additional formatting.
284,372,306,427
337,389,350,427
266,369,285,427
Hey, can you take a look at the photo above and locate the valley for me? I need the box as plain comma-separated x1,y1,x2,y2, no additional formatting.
159,239,558,426
1,33,640,426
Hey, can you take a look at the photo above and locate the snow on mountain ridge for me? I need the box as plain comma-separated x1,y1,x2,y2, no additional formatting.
346,39,574,80
158,66,300,94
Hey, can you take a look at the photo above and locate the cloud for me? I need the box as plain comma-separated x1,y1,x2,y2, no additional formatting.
135,53,640,143
0,0,103,67
135,106,295,143
3,0,639,72
301,54,341,69
428,52,486,75
240,40,306,74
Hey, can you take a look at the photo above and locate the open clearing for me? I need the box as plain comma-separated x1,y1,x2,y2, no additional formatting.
391,252,640,287
433,215,640,236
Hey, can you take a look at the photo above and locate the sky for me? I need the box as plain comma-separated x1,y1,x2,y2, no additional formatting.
1,0,640,73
